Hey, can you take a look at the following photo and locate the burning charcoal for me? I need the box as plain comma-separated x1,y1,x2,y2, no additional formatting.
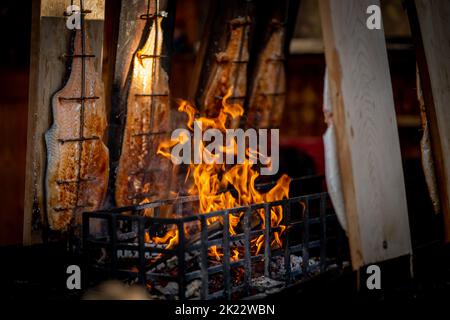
251,276,284,293
166,256,178,269
155,282,179,297
185,280,202,299
238,212,262,232
291,255,303,272
307,257,320,270
270,255,303,277
117,231,137,241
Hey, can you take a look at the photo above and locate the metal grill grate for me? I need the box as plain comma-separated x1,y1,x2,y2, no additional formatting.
82,188,348,300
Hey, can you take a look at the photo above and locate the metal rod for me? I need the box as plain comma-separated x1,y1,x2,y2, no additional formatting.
177,221,186,300
283,202,291,283
62,53,95,58
264,203,271,277
138,217,146,284
243,208,252,295
302,198,310,275
59,96,99,101
222,211,231,299
200,216,209,299
109,214,118,277
58,136,99,143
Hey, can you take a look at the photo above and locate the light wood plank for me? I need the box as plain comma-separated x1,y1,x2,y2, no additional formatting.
23,0,105,245
319,0,411,268
413,0,450,242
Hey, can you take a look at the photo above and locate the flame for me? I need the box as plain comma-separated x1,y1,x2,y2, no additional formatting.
154,88,290,261
145,227,179,250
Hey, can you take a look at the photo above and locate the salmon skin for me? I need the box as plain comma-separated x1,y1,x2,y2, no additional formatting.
115,17,171,208
417,68,440,214
45,30,109,231
202,17,250,127
247,21,286,129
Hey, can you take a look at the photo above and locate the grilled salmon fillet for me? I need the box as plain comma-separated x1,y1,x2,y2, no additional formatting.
115,17,171,208
202,17,250,127
45,30,109,231
247,22,285,129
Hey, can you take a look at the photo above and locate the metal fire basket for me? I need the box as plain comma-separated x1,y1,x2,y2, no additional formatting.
82,183,348,300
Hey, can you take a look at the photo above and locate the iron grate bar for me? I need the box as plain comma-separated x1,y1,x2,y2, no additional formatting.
109,214,118,278
200,216,209,299
264,203,271,277
243,208,252,295
302,198,310,274
138,217,146,284
177,221,186,300
222,211,231,300
284,202,292,284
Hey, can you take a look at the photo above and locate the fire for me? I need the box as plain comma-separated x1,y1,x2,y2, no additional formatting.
151,88,290,261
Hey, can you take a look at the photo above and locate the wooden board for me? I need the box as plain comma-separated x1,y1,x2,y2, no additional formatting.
108,0,175,206
319,0,411,269
410,0,450,242
23,0,105,245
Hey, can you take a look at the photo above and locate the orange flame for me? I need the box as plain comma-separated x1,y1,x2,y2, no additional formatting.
155,88,290,260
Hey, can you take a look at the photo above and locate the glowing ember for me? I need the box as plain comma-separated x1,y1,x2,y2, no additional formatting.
148,88,290,261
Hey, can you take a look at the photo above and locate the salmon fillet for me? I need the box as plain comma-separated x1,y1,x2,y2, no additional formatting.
202,17,250,127
45,30,109,231
247,22,285,129
115,17,171,208
417,68,440,214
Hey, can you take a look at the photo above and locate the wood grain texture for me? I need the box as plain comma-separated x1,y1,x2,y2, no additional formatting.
41,0,104,20
109,0,174,208
246,23,285,129
189,0,255,116
115,16,172,207
45,30,109,232
319,0,411,268
414,0,450,242
23,0,105,244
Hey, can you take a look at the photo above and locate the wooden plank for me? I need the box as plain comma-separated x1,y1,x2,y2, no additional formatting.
23,0,105,245
189,0,256,111
106,0,147,206
408,0,450,242
107,0,175,206
319,0,411,268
